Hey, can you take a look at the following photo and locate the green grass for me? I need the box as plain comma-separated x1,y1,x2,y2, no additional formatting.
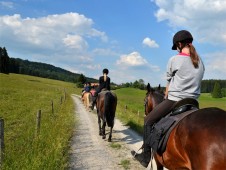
114,88,226,135
119,159,130,170
0,73,77,169
199,93,226,110
109,142,121,149
114,88,146,134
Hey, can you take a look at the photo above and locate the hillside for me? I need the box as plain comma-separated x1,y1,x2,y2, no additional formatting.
8,57,98,83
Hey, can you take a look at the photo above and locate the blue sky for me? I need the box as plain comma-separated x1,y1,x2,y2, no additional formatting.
0,0,226,86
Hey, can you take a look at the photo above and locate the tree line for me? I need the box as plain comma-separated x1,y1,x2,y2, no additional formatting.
0,47,97,83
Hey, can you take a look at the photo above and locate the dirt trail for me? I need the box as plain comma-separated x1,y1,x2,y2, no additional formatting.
68,94,160,170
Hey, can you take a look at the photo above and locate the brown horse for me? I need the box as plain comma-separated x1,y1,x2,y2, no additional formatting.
96,90,117,142
144,83,226,170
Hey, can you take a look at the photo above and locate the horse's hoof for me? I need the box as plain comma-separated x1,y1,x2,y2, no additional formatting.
108,138,111,142
102,136,106,139
99,133,102,136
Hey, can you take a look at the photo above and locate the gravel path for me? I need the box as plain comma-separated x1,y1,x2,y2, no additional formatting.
68,94,160,170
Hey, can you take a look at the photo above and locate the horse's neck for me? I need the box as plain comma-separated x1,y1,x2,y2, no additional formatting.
152,92,164,107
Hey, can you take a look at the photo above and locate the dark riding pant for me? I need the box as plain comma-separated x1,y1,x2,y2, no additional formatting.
144,99,176,126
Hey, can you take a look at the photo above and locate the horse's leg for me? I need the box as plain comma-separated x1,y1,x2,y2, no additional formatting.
88,93,92,108
102,121,106,139
97,114,102,136
154,156,164,170
108,126,112,142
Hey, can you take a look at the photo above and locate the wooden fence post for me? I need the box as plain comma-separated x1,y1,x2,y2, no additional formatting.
64,88,66,101
51,100,54,114
124,105,127,113
36,110,41,137
60,96,63,104
0,118,4,166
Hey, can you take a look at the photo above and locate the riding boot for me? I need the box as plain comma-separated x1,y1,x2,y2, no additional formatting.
131,124,152,168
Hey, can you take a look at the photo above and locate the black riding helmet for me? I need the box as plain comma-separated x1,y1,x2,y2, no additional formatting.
103,68,109,74
172,30,193,50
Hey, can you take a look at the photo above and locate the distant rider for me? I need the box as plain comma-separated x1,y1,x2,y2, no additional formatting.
91,68,111,110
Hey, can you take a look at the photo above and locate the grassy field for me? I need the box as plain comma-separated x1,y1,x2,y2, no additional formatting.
114,88,146,134
114,88,226,135
0,73,77,169
199,93,226,109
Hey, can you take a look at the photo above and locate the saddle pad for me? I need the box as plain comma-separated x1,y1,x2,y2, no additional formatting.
150,108,198,154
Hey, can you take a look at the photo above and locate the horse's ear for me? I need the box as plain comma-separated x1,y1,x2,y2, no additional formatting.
147,83,154,93
147,83,151,92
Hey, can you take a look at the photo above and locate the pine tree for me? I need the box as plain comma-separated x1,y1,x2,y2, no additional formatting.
0,47,10,74
212,82,222,98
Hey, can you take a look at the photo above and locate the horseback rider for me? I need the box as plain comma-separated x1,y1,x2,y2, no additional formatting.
91,68,111,110
81,82,91,98
131,30,205,167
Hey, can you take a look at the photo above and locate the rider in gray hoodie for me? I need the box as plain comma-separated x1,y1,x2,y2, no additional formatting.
131,30,205,167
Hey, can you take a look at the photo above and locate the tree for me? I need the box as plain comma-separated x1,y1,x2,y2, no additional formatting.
0,47,10,74
138,79,145,90
212,82,222,98
221,88,226,97
133,80,140,88
76,74,86,88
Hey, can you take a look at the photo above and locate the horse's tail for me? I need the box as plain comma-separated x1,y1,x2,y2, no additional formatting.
104,92,116,127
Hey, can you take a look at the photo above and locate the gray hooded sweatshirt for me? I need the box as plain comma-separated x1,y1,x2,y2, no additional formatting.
166,53,205,101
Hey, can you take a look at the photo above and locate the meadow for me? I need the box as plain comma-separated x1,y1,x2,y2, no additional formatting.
0,73,225,169
0,73,77,169
114,87,226,134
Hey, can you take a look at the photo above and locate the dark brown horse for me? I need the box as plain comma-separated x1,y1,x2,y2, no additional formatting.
96,90,117,142
144,83,226,170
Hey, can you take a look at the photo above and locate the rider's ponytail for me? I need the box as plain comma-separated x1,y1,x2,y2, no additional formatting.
104,74,107,82
188,44,199,68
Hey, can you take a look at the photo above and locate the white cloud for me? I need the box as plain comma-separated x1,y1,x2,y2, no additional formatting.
0,1,14,9
116,52,148,67
112,51,161,84
0,13,107,53
63,34,88,50
152,0,226,45
143,37,159,48
0,13,109,72
203,51,226,79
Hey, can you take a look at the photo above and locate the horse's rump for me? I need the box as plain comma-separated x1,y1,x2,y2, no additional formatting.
96,91,117,142
97,91,117,127
163,107,226,169
104,91,117,127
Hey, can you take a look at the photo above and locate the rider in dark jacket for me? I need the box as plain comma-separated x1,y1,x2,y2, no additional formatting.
91,68,111,109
